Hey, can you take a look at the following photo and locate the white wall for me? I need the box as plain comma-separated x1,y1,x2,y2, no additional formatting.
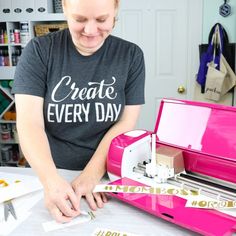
202,0,236,43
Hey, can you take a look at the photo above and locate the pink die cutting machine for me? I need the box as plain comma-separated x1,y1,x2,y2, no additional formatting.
107,99,236,236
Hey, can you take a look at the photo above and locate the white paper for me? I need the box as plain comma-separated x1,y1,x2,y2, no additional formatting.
42,211,92,232
94,183,236,218
91,228,141,236
0,172,43,203
185,198,236,209
0,211,31,236
93,184,199,197
0,190,43,236
219,208,236,218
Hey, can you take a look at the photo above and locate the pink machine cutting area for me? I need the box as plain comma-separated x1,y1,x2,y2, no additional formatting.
107,99,236,236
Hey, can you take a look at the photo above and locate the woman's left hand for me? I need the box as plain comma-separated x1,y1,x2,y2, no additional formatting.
71,172,108,211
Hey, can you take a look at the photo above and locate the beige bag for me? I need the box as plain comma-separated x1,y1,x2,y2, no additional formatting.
204,25,236,101
193,81,233,106
221,55,236,95
204,55,236,101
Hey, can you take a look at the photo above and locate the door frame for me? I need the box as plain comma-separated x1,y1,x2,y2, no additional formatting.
186,0,203,100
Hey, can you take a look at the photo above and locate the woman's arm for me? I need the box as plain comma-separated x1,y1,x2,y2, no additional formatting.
15,94,80,222
71,105,141,209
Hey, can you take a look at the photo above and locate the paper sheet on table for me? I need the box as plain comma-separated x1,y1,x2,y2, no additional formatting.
185,197,236,209
185,195,236,217
94,184,236,217
0,190,43,236
0,172,43,203
0,212,31,236
42,211,92,232
91,228,142,236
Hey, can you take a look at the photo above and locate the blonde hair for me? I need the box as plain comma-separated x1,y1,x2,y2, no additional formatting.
63,0,120,8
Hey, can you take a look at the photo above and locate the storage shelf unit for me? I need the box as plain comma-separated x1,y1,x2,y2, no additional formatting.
1,13,65,22
0,3,66,166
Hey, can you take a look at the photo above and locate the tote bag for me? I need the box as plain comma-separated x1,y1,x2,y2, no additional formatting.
204,25,236,101
194,23,235,105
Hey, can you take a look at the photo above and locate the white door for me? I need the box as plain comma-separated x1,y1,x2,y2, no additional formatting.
113,0,203,130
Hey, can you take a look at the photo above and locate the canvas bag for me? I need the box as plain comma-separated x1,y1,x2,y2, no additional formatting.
194,23,235,105
196,31,215,93
196,23,236,93
193,82,234,105
204,25,236,101
206,23,235,71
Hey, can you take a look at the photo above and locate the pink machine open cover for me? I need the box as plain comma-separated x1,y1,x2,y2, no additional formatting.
108,99,236,236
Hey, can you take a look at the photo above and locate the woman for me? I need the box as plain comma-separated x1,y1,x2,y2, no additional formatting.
12,0,145,223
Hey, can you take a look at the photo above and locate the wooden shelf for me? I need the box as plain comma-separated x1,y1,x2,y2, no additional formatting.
0,138,18,144
0,12,66,167
0,120,16,123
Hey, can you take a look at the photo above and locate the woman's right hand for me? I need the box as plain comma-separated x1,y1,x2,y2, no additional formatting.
43,174,80,223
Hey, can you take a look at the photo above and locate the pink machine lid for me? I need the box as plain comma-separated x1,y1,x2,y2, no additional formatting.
154,99,236,182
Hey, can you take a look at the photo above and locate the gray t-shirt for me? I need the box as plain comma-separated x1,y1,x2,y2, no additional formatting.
12,29,145,170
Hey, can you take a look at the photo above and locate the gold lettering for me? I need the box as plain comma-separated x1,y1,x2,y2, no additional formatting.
219,201,227,208
115,185,129,193
160,188,167,194
198,201,207,207
167,188,179,195
190,190,199,196
105,186,113,191
141,186,152,194
208,201,216,208
227,201,234,208
95,230,105,236
154,188,161,194
129,186,142,193
105,232,112,236
179,189,189,196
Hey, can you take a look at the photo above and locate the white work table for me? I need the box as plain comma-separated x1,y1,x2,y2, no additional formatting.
0,167,200,236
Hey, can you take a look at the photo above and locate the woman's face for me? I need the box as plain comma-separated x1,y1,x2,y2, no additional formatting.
63,0,118,55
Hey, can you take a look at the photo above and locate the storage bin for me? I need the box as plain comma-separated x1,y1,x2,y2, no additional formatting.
1,146,12,162
34,22,67,37
12,126,19,143
35,0,53,13
1,129,11,140
53,0,63,13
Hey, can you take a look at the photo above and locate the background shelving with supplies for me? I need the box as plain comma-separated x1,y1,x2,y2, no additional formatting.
0,0,67,166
